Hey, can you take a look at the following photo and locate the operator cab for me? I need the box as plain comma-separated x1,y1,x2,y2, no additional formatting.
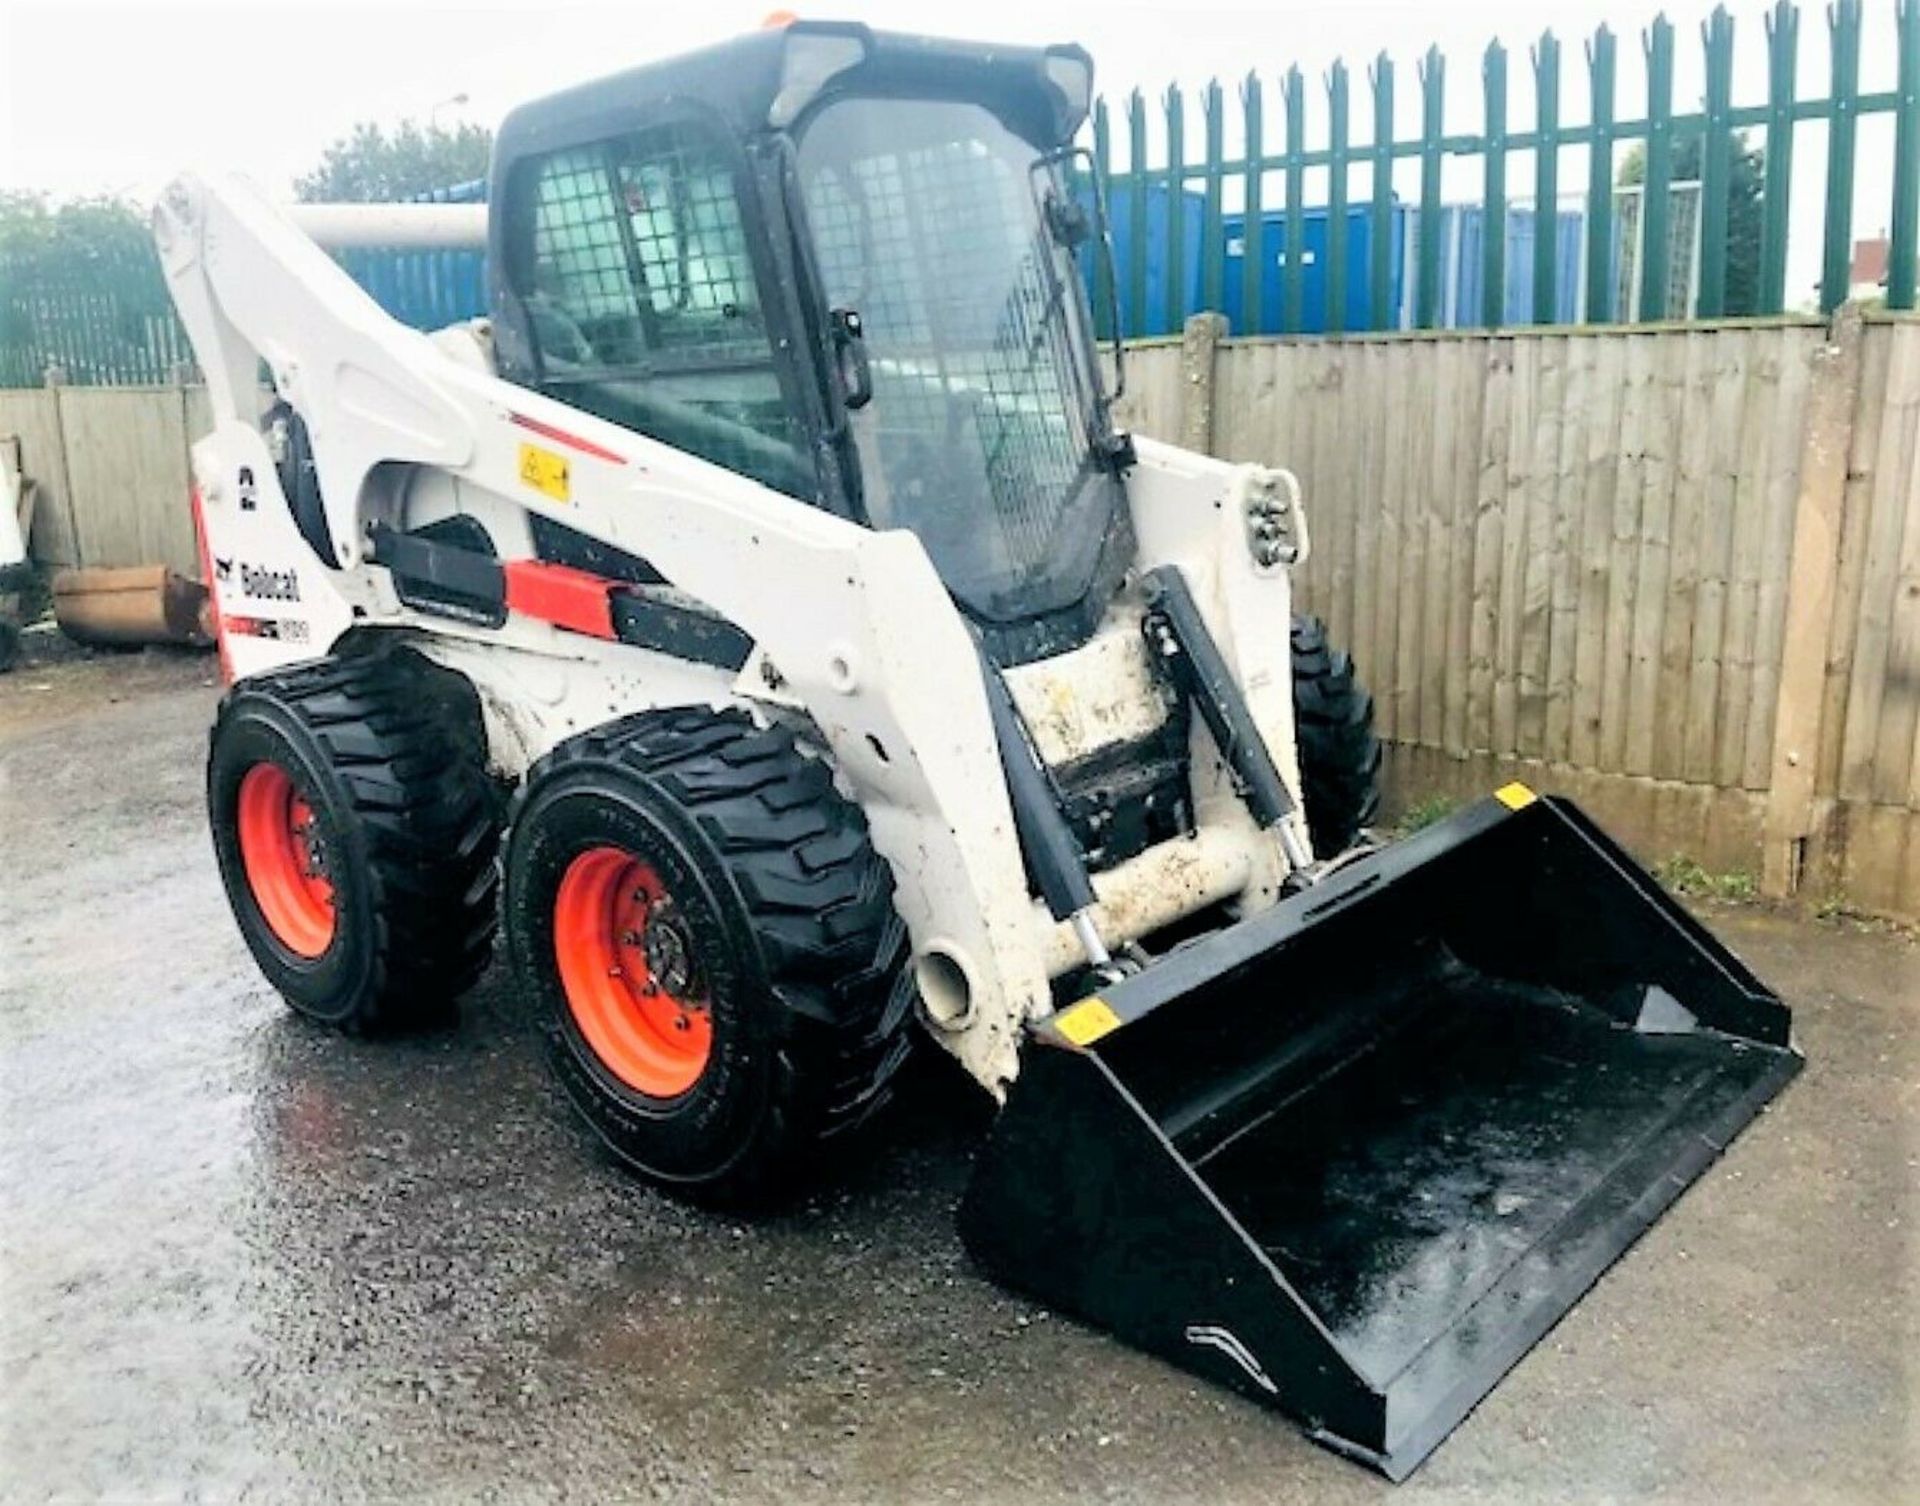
488,20,1132,661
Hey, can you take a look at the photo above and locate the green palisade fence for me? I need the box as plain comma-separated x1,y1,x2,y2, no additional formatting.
1095,0,1919,338
3,0,1918,385
0,236,194,387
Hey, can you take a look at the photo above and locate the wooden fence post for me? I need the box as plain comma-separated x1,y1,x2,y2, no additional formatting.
1179,312,1228,456
1761,302,1865,896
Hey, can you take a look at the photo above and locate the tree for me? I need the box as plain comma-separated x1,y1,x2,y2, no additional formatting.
0,193,183,385
0,191,152,267
1617,130,1766,316
295,120,492,203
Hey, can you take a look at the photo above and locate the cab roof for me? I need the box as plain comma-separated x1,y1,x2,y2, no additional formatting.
491,20,1093,169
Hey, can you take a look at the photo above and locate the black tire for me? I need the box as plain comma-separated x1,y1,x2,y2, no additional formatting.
503,708,912,1205
1291,614,1382,857
207,650,501,1032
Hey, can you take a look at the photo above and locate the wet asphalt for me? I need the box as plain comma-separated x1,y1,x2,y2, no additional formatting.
1,647,1915,1504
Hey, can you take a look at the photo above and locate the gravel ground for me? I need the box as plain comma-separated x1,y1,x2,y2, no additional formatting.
2,647,1914,1503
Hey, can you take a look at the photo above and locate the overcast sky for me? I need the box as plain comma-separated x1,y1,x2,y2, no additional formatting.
1,0,1906,307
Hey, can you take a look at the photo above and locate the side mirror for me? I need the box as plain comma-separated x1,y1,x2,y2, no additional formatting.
829,307,872,410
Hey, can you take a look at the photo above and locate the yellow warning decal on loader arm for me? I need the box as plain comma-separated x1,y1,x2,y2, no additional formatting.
1494,782,1538,810
518,443,571,503
1054,998,1123,1047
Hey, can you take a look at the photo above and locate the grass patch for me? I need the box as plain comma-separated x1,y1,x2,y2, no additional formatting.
1397,793,1460,835
1652,854,1758,903
1811,894,1918,937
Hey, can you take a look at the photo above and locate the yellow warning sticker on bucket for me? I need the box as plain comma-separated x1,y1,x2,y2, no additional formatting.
1054,998,1123,1047
1494,781,1538,810
518,442,571,503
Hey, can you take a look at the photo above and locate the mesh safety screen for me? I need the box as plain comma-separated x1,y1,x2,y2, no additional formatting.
521,124,807,495
803,125,1095,593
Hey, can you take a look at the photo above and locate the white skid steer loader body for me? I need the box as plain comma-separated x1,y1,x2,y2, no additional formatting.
156,171,1312,1093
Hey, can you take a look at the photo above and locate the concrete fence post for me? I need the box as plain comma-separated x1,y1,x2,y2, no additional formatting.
1179,312,1228,456
1760,302,1866,898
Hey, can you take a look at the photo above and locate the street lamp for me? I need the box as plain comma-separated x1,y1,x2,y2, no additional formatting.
430,93,470,130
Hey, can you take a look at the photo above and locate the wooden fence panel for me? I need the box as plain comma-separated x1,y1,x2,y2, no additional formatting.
1183,314,1915,914
1108,342,1184,442
1838,322,1920,810
1715,328,1778,787
1570,333,1626,769
56,387,198,577
1212,325,1849,784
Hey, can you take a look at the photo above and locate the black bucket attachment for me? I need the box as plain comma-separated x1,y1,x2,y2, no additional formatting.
959,789,1800,1480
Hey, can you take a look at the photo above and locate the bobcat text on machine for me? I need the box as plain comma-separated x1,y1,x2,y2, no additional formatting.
155,18,1800,1479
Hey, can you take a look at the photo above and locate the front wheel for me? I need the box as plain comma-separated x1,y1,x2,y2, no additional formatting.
503,709,912,1205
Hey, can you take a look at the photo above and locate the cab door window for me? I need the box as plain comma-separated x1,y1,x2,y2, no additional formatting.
516,122,810,496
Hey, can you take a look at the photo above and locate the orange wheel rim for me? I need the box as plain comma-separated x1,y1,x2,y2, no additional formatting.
554,847,713,1098
236,762,336,958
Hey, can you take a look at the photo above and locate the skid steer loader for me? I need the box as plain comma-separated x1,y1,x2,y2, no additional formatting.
157,19,1800,1479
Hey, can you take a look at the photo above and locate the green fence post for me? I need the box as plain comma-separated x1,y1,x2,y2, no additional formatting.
1697,6,1736,317
1639,14,1676,321
1532,30,1561,324
1283,66,1306,334
1369,52,1395,330
1760,1,1799,314
1483,40,1509,327
1586,25,1618,322
1886,0,1918,309
1327,60,1351,333
1127,89,1149,337
1092,97,1115,340
1166,83,1188,335
1202,79,1226,316
1417,46,1446,329
1242,73,1266,334
1821,0,1861,313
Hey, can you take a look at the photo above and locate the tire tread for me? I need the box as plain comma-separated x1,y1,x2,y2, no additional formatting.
1291,615,1384,856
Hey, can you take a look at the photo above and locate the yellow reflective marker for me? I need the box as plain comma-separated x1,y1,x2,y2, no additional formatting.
1494,781,1538,810
518,442,571,503
1054,997,1123,1047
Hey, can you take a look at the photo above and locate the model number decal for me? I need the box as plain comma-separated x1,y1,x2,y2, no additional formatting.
224,615,310,644
518,442,571,503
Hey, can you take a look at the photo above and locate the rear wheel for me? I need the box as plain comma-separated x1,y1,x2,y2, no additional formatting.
503,708,912,1205
1291,614,1382,857
207,651,502,1031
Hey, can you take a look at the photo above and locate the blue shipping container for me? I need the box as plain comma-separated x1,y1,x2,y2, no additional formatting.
336,179,490,332
1089,183,1205,338
1220,203,1410,335
1432,204,1588,326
